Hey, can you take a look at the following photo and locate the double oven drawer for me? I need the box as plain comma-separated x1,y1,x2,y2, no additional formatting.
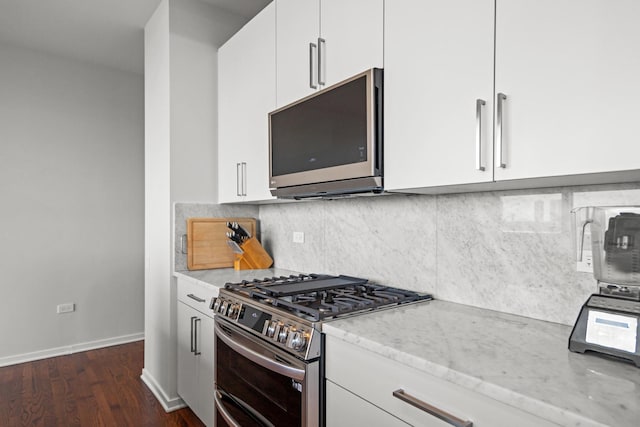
214,318,320,427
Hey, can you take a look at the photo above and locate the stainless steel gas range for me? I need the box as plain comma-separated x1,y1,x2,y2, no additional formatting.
212,274,432,427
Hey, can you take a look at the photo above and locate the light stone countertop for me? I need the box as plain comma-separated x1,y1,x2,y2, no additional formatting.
322,300,640,427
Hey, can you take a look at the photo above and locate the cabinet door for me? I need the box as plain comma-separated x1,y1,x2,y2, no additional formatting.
326,380,409,427
218,3,276,203
177,302,198,413
319,0,383,88
384,0,495,191
494,0,640,181
276,0,320,107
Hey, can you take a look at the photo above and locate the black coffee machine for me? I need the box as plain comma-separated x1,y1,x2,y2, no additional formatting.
569,207,640,367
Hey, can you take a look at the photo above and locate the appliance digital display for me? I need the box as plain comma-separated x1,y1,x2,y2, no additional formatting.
238,305,272,333
271,75,368,176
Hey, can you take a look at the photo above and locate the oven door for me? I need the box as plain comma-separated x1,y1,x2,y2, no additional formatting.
214,317,320,427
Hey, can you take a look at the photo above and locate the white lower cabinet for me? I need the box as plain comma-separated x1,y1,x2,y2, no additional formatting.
325,336,559,427
177,278,218,427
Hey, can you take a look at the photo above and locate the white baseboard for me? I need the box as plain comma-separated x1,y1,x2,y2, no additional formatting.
140,368,187,412
0,332,145,368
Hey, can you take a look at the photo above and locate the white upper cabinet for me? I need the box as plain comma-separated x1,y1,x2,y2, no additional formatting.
218,3,276,203
276,0,384,108
493,0,640,181
386,0,640,193
384,0,495,191
319,0,384,90
275,0,319,108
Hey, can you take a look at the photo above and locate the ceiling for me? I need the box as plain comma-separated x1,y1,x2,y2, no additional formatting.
0,0,272,75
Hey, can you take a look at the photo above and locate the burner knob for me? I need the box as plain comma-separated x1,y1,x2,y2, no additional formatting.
219,301,228,315
289,331,307,351
228,304,239,319
278,326,289,343
266,320,278,338
212,298,221,313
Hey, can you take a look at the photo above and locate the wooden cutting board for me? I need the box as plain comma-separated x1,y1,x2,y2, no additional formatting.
187,217,256,270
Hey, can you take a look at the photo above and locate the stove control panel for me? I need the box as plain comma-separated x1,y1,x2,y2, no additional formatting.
211,295,317,357
261,320,310,352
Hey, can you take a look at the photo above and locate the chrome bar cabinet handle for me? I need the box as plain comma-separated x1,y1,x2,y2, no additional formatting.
475,99,486,171
236,163,242,196
392,389,473,427
318,37,326,86
194,318,201,355
190,316,197,353
241,162,247,196
309,42,318,89
495,92,507,169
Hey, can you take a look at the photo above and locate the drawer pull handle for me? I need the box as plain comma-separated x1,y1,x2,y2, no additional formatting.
187,294,206,303
392,389,473,427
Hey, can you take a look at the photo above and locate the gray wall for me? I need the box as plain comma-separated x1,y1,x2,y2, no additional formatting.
0,41,144,364
259,183,640,326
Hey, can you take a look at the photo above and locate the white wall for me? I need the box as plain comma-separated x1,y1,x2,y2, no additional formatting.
0,41,144,365
143,0,247,411
143,0,174,408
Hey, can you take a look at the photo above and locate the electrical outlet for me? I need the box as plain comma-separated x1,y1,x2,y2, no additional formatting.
293,231,305,243
57,303,75,314
576,252,593,273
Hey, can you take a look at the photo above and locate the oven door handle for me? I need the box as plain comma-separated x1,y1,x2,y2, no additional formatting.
215,389,275,427
215,391,242,427
216,322,306,381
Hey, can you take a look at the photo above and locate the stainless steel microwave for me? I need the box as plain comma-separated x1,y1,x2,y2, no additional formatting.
269,68,383,199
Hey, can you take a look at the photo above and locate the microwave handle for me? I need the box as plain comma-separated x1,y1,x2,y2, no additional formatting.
309,42,318,89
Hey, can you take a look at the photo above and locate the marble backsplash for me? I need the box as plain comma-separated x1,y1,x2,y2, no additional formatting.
258,183,640,325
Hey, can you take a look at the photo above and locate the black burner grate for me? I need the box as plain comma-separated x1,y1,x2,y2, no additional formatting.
224,274,432,321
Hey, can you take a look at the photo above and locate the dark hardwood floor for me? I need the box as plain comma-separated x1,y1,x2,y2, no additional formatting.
0,341,205,427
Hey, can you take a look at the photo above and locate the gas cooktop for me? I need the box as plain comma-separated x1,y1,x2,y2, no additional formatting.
222,273,432,322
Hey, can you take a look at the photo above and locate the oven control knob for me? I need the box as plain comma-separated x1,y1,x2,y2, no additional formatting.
212,298,221,313
278,326,289,343
289,331,307,351
220,301,229,316
266,320,278,338
228,304,239,319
